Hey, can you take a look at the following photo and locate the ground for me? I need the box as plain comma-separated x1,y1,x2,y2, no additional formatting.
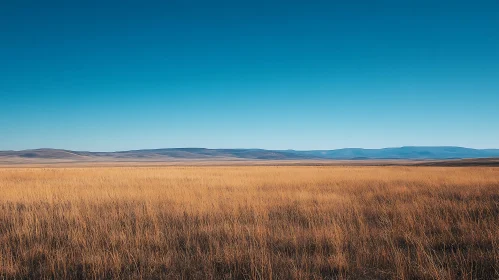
0,165,498,279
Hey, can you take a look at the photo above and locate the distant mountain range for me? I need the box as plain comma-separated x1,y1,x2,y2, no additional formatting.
1,147,499,162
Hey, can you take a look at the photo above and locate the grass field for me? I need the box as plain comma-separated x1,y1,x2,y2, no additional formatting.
0,166,498,279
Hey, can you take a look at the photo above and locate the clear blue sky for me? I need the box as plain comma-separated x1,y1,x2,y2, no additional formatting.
1,0,498,151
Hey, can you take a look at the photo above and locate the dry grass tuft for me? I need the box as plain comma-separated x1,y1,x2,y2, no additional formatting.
0,166,498,279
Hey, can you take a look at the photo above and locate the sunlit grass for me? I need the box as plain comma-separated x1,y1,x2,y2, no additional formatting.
0,166,498,279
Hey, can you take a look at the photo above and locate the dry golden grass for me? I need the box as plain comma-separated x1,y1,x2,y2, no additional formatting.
0,166,498,279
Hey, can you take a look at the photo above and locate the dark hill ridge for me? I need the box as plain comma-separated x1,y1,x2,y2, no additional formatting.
296,146,499,160
0,149,88,159
1,147,499,162
115,148,316,160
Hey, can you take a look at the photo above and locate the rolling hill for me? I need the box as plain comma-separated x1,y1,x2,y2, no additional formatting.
1,147,499,163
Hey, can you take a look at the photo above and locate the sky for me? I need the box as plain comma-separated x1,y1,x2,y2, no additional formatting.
1,0,498,151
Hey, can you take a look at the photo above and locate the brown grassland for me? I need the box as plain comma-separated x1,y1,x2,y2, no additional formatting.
0,166,498,279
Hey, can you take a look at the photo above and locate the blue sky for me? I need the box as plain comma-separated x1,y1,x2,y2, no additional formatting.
1,0,498,151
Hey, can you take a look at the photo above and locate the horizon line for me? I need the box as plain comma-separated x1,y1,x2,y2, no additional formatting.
2,146,499,153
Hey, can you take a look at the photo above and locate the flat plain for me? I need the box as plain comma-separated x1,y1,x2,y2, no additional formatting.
0,165,498,279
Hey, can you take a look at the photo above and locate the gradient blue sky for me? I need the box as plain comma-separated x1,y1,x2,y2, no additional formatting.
1,0,498,151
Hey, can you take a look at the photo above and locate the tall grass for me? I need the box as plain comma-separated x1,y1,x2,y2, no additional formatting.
0,166,498,279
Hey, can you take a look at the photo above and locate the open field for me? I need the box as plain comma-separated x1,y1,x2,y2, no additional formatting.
1,158,499,168
0,166,498,279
